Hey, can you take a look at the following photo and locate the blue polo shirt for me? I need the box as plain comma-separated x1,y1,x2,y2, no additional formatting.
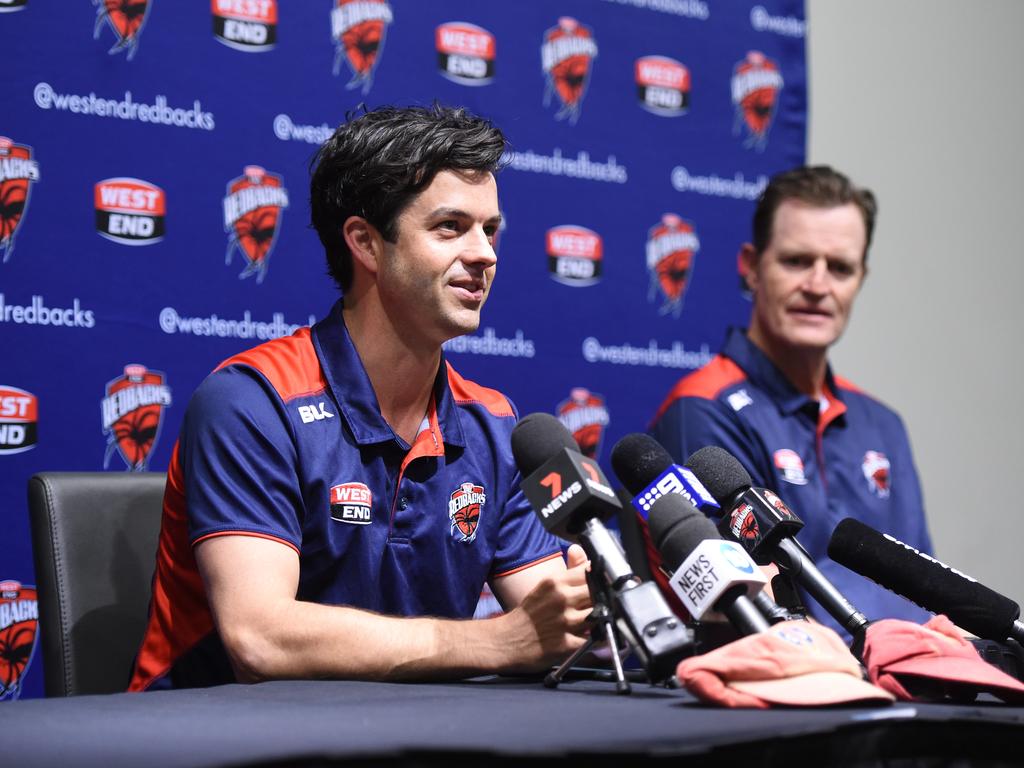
130,300,560,691
649,327,933,635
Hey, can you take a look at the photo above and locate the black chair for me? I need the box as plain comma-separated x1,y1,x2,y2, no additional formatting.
27,472,165,696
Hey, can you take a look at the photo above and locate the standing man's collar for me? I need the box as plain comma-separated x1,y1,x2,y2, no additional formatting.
311,300,466,450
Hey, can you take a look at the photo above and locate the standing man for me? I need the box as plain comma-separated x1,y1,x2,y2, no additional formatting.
649,166,932,633
130,106,590,690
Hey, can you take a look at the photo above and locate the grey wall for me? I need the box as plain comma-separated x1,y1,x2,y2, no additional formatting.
807,1,1024,600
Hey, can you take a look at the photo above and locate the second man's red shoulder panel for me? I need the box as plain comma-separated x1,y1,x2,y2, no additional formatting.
215,328,326,402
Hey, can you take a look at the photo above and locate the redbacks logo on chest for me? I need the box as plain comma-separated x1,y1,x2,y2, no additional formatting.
212,0,278,52
556,388,609,460
449,482,485,543
862,451,891,499
93,0,151,60
0,136,40,264
646,214,699,318
330,482,372,525
95,178,165,245
541,16,597,125
101,364,172,471
0,580,38,701
223,165,289,284
331,0,393,94
731,51,783,151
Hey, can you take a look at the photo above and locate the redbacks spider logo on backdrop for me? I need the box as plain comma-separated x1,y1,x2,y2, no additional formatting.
0,137,40,264
556,388,609,461
212,0,278,52
331,0,393,94
223,165,289,283
646,214,699,318
93,0,151,60
731,50,783,151
101,364,172,471
0,580,38,702
541,16,597,124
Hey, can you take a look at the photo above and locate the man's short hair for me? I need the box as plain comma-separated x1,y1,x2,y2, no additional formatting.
752,165,878,260
310,104,507,292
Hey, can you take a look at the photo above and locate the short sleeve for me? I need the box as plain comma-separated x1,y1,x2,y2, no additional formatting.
179,365,304,551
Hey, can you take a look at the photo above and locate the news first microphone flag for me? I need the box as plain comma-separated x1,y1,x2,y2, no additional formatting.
0,1,807,699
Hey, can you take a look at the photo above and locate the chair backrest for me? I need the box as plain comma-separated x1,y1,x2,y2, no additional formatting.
27,472,165,697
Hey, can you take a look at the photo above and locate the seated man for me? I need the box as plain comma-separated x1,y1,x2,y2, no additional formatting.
129,105,590,690
650,165,932,635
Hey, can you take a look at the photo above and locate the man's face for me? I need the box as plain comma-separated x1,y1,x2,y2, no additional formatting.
744,200,867,357
377,169,501,347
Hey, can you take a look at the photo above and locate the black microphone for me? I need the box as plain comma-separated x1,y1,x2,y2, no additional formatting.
686,445,870,639
647,493,770,635
511,413,693,682
828,518,1024,644
611,433,798,625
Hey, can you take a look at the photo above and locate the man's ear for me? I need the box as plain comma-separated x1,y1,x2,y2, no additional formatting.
738,243,759,294
342,215,381,276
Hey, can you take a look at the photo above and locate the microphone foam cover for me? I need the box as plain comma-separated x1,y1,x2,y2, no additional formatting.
510,412,578,477
828,518,1021,641
685,446,751,504
647,494,717,571
610,433,674,496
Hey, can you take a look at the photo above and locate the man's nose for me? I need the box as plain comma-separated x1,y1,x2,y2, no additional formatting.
463,225,497,268
802,258,829,294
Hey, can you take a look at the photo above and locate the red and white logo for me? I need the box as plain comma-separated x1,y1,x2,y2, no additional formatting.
223,165,289,283
635,55,690,117
556,388,610,461
436,21,495,86
212,0,278,52
730,503,760,542
331,0,393,94
646,213,699,318
449,482,485,542
862,450,891,498
773,448,808,485
95,178,165,245
0,386,38,455
0,580,38,701
0,136,40,264
541,16,598,125
547,225,603,286
101,364,172,471
93,0,152,60
731,50,783,151
330,482,373,525
762,488,794,518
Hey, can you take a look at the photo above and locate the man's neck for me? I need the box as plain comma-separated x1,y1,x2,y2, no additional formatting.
745,326,828,400
343,299,440,445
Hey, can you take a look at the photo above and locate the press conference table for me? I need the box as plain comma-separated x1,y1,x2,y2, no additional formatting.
6,676,1024,767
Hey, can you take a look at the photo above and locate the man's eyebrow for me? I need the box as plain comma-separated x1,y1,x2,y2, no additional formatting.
426,207,503,225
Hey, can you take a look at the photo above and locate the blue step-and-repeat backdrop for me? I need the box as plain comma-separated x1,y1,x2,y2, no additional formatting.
0,0,806,699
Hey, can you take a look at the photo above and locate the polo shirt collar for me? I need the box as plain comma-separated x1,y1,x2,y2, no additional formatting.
311,300,466,450
721,327,845,417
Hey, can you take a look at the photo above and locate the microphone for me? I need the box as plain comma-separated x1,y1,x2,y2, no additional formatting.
511,413,693,682
828,518,1024,645
686,446,870,639
610,433,720,518
647,493,770,635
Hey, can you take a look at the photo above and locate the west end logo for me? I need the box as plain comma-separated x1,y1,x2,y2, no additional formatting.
731,50,783,151
93,0,152,60
101,364,171,471
223,165,289,284
0,386,38,455
0,580,38,701
436,21,495,86
556,388,609,461
541,16,597,125
330,482,372,525
635,55,690,117
331,0,393,94
0,136,40,264
449,482,485,543
646,213,699,318
212,0,278,52
547,225,602,286
95,178,165,245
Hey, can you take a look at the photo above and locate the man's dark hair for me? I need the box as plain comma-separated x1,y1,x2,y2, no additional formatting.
310,104,507,292
752,165,878,260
